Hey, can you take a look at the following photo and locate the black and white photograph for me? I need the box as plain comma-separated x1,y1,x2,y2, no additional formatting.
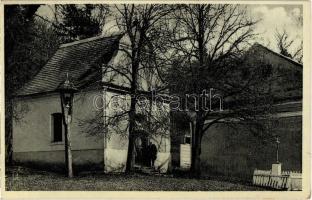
2,1,309,196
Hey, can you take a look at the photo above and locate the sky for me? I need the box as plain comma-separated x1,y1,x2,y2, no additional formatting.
248,4,303,52
36,4,303,53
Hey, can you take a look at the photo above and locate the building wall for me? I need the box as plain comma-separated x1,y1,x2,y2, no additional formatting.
13,88,171,173
200,116,302,181
13,89,105,170
13,149,104,172
198,45,303,180
245,44,302,100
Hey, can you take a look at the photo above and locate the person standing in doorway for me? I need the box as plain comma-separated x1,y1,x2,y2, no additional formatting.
150,143,157,168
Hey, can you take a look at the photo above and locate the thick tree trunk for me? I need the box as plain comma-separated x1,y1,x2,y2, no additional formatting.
190,127,203,178
125,58,139,173
5,120,13,165
5,100,13,165
125,19,144,172
191,141,201,177
125,106,136,173
190,113,204,178
189,6,206,178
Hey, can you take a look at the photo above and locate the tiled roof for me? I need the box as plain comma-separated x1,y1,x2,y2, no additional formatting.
251,43,303,68
16,34,122,96
245,43,302,101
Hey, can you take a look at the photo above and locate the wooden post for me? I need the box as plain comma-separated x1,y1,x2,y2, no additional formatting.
59,73,77,178
276,136,280,163
65,106,73,178
65,125,73,178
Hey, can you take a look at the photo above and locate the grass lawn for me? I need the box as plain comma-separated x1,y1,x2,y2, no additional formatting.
6,166,268,191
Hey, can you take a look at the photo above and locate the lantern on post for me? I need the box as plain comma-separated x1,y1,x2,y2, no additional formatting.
58,73,78,178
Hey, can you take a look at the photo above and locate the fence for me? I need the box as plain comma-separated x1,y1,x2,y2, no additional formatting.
253,169,302,190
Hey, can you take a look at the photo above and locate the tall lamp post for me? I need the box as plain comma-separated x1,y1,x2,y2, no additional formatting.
58,73,78,178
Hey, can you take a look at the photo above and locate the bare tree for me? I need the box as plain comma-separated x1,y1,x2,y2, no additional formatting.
166,4,278,177
275,29,303,63
111,4,176,172
76,4,173,172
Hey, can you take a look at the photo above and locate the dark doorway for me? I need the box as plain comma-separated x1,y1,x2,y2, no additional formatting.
135,136,150,167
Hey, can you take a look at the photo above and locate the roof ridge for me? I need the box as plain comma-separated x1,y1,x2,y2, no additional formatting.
59,33,123,48
252,42,302,67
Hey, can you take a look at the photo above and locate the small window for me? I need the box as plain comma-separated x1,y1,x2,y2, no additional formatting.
52,113,63,142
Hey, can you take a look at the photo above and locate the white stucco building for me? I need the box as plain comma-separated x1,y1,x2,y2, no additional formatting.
13,34,171,173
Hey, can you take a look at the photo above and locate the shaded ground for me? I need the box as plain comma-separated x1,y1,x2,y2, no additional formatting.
6,166,268,191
